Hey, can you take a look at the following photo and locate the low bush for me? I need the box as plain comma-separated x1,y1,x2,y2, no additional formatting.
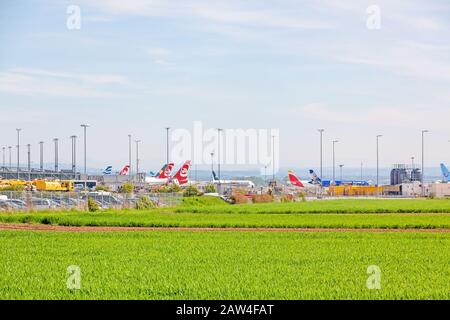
135,196,156,210
87,197,100,212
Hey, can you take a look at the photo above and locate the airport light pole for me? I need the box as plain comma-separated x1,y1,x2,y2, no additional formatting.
80,124,89,175
376,135,382,188
210,152,214,180
318,129,324,181
421,130,429,197
128,134,132,179
39,141,44,172
264,165,267,185
272,135,276,182
360,162,363,181
27,144,31,181
332,140,338,184
165,127,170,165
16,128,21,179
217,128,223,182
135,140,141,182
8,146,12,169
70,135,77,175
53,138,59,172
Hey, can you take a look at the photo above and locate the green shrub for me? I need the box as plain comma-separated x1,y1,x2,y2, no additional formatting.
181,196,227,207
183,185,200,197
96,185,111,192
120,183,134,194
87,197,100,212
155,184,182,193
204,184,216,193
135,196,156,210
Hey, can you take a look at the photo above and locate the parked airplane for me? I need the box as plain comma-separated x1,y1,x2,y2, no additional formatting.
145,161,191,186
308,170,370,187
119,165,130,176
211,171,256,188
287,170,319,189
146,163,175,185
288,169,370,187
103,166,113,175
441,163,449,183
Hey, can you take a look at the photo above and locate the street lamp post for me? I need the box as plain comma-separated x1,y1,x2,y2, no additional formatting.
318,129,324,181
8,146,12,170
128,134,132,179
16,128,21,179
332,140,338,184
27,144,31,181
70,135,77,175
360,162,363,181
165,127,170,165
210,152,214,181
217,129,223,182
264,165,267,185
53,138,59,172
39,141,44,172
421,130,429,197
135,140,141,182
272,135,276,182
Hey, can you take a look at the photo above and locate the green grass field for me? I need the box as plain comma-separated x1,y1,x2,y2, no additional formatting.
176,198,450,214
0,230,449,299
1,211,450,229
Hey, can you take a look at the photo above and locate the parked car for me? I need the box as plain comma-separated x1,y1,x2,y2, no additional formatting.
31,198,58,210
3,199,27,210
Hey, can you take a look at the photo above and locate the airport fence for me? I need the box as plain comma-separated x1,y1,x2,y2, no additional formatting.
0,191,183,211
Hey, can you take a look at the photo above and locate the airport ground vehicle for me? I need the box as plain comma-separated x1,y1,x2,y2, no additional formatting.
328,186,383,196
33,180,74,192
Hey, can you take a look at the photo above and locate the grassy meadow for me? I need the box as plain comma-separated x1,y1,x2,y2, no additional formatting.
0,230,449,300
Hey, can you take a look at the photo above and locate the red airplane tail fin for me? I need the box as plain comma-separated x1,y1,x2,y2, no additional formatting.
159,163,174,179
119,165,130,176
173,161,191,185
288,170,304,187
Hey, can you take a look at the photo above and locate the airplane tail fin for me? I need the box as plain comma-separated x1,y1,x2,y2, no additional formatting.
309,169,322,185
288,170,304,188
158,163,174,179
212,170,218,181
441,163,449,182
103,166,112,175
119,165,130,176
173,161,191,185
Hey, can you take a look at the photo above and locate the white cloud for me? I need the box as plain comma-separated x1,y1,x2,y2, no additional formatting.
0,68,126,98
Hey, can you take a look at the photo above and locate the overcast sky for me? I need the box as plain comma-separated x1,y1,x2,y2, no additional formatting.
0,0,449,172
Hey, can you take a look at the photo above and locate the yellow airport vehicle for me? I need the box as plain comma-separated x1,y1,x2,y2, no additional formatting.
328,185,383,196
0,179,28,190
33,180,74,192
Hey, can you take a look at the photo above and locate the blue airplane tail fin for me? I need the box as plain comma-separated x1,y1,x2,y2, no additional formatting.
103,166,112,175
309,169,322,185
441,163,449,182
